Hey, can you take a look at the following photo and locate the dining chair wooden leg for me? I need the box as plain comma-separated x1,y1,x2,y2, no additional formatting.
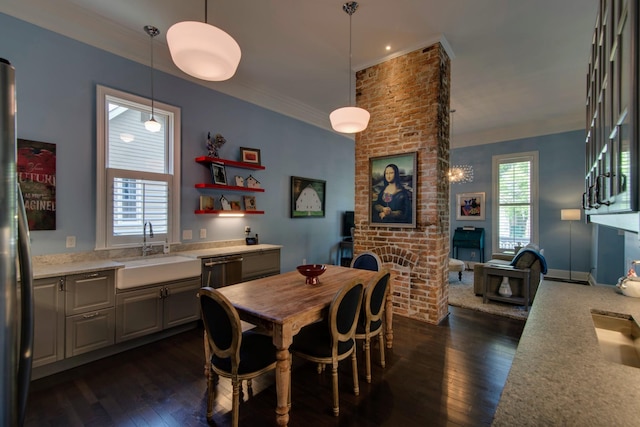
206,367,215,420
232,378,240,427
378,332,386,368
364,336,372,383
331,361,340,416
351,351,360,396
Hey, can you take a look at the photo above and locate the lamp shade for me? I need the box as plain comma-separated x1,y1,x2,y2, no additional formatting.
166,21,241,81
144,117,162,132
560,209,581,221
329,106,370,133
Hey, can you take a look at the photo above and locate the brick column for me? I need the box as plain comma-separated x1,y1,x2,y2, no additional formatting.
354,43,451,324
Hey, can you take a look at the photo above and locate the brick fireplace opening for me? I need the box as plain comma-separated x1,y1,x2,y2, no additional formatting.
354,42,451,324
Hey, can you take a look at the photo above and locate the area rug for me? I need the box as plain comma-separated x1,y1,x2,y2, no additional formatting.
448,270,528,321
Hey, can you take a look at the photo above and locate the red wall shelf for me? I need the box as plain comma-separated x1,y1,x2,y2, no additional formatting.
195,156,265,170
195,183,265,192
194,210,265,215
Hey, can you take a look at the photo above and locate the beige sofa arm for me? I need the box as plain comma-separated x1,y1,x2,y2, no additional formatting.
491,253,514,262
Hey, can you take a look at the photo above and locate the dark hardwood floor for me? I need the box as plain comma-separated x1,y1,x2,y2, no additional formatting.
24,306,525,427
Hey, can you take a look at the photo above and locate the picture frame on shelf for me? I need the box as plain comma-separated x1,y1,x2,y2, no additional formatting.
240,147,261,165
455,192,485,220
199,196,215,211
369,152,417,228
290,176,326,218
244,195,257,211
211,163,227,185
230,200,242,211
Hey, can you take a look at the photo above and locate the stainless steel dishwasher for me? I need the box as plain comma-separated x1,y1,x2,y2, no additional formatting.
201,254,243,288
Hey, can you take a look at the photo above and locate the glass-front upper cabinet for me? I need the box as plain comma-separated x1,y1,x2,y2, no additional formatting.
585,0,637,215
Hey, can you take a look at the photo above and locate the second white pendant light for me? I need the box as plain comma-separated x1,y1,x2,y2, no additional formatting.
330,1,370,134
167,0,241,81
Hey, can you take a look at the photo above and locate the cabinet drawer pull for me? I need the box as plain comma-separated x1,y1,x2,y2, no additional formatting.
82,312,100,319
84,273,100,279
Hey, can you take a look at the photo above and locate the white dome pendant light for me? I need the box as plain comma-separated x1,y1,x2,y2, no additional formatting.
330,1,370,134
166,0,241,81
144,25,162,133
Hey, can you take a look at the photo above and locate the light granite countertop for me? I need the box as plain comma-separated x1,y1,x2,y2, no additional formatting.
31,244,282,280
178,243,282,259
493,280,640,426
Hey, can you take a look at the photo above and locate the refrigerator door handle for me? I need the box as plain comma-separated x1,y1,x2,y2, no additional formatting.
17,186,33,426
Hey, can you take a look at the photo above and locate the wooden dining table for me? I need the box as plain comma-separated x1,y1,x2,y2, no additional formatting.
215,264,393,426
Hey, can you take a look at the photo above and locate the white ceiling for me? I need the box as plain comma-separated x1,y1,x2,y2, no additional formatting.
0,0,598,147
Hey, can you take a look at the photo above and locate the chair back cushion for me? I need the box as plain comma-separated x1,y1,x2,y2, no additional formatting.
351,251,381,271
199,287,241,363
358,271,390,331
331,280,364,343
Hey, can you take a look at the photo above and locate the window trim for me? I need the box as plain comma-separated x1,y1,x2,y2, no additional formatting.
491,151,539,253
96,85,181,250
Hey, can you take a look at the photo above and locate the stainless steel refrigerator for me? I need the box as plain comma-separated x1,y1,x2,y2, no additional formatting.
1,57,34,426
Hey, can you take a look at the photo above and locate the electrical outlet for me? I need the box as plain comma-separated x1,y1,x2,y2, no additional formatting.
66,236,76,248
470,251,476,259
244,226,251,234
200,228,207,239
183,229,193,240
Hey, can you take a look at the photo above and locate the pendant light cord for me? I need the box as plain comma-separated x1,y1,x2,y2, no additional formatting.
149,32,155,117
343,2,358,107
144,25,159,119
348,9,353,106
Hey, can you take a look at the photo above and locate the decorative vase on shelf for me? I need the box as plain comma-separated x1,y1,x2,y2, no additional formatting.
498,276,512,297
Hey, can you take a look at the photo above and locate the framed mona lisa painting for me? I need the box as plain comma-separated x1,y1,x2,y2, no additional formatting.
369,152,417,228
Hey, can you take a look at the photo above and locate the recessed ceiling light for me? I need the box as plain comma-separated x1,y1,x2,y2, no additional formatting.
385,45,391,51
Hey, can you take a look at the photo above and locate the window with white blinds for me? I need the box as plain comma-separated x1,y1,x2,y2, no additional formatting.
492,152,538,253
96,85,181,249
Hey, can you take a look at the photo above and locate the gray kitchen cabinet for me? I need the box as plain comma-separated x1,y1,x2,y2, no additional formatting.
115,276,200,343
33,276,65,368
65,308,115,357
64,271,116,356
241,249,281,281
65,271,115,315
163,277,201,329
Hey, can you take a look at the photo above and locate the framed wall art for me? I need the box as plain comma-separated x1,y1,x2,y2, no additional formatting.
456,192,485,220
291,176,326,218
369,152,417,228
210,163,227,185
240,147,261,165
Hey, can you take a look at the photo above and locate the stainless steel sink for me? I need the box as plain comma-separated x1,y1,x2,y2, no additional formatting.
591,310,640,368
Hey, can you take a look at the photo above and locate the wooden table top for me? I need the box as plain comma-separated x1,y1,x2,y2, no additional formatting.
217,265,380,326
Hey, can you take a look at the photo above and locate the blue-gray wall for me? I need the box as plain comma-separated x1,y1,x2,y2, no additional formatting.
451,130,624,285
0,13,354,273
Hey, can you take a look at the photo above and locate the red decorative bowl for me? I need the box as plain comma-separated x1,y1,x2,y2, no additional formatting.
296,264,327,285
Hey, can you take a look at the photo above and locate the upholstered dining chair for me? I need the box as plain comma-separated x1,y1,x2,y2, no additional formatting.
199,287,277,427
355,270,391,383
290,279,364,416
350,251,382,271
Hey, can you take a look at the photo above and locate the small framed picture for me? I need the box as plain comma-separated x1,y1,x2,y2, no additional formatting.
229,200,242,211
211,163,227,185
240,147,261,165
244,195,257,211
456,192,486,220
199,196,215,211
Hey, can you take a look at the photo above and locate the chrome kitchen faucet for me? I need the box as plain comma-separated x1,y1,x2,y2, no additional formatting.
143,221,154,256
